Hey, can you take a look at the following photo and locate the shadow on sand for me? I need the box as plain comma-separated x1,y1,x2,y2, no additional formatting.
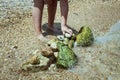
42,23,78,37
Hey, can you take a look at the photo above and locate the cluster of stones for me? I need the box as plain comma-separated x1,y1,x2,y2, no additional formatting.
21,26,94,71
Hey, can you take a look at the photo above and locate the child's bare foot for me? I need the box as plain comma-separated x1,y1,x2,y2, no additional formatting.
37,34,48,42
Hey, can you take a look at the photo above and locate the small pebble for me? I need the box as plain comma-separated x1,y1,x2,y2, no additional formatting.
11,46,18,50
54,52,58,58
48,64,56,71
57,35,64,41
4,59,8,61
65,33,71,38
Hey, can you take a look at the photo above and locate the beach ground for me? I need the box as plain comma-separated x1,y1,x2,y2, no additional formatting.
0,0,120,80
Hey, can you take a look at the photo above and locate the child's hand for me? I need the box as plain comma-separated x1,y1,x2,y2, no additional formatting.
61,25,73,36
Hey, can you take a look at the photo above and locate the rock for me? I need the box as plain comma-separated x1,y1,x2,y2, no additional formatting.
64,32,72,38
75,26,94,46
22,55,40,65
39,54,49,67
63,38,69,45
4,59,8,61
41,45,54,57
11,45,18,50
71,33,76,40
32,49,40,55
57,35,64,41
48,64,56,71
47,39,58,52
47,39,57,46
68,40,75,49
56,42,77,68
54,52,58,58
21,50,50,71
50,42,58,51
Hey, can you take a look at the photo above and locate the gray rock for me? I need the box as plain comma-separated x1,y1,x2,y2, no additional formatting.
21,50,50,71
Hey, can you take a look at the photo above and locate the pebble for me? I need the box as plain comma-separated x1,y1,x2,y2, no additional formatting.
0,0,33,19
54,52,58,58
4,59,8,61
57,35,64,41
22,50,50,71
11,46,18,50
65,33,72,38
41,45,54,57
48,64,56,71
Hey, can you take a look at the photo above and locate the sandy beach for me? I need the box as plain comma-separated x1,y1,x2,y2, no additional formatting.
0,0,120,80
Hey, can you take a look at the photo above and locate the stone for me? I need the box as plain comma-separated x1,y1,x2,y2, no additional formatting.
64,32,72,38
63,38,69,45
48,64,56,71
41,44,54,57
25,55,40,65
54,52,58,58
56,42,77,68
57,35,64,41
68,40,75,49
47,39,58,52
75,26,94,46
21,50,50,71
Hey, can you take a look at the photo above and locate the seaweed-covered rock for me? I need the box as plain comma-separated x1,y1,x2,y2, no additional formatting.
56,42,77,68
63,38,69,45
75,26,94,46
45,26,94,69
68,40,75,49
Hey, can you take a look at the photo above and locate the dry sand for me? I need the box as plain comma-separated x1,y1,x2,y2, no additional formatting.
0,0,120,80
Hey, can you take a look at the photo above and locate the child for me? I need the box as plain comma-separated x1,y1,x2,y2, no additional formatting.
32,0,72,41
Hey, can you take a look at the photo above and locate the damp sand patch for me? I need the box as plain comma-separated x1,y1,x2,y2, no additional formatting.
68,21,120,80
95,20,120,44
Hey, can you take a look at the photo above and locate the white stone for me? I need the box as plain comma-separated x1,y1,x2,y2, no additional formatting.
54,52,58,58
50,42,57,49
65,33,71,38
48,64,56,71
57,35,64,41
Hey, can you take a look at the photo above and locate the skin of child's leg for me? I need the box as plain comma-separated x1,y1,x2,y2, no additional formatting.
32,0,72,41
32,0,44,35
32,0,47,41
47,0,57,28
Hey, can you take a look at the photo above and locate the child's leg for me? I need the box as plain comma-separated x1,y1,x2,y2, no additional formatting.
32,0,44,35
32,0,47,41
47,0,57,28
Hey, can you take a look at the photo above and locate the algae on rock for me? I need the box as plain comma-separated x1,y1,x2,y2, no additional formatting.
56,42,77,68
